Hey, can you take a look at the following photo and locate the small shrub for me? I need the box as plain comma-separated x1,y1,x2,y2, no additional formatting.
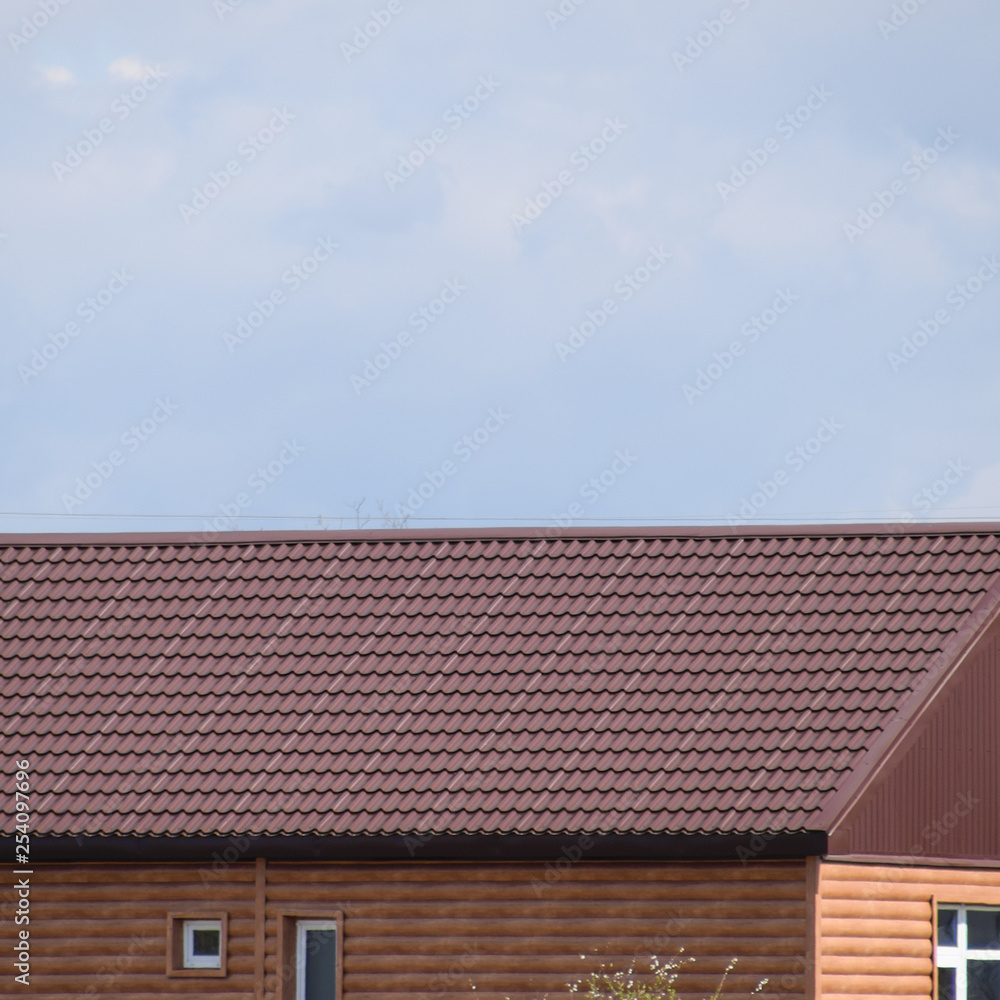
565,950,768,1000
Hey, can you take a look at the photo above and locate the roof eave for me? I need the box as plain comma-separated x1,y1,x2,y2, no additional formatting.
11,831,828,864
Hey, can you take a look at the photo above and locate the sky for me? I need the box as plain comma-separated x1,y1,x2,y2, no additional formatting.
2,0,1000,535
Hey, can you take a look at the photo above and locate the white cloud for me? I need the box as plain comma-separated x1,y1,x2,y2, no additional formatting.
40,66,75,87
925,164,1000,224
710,180,846,255
108,57,149,82
5,1,1000,532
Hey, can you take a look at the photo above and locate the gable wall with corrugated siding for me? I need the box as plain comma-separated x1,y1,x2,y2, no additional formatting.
832,616,1000,861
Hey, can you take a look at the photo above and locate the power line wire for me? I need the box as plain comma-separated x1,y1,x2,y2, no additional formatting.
2,509,1000,524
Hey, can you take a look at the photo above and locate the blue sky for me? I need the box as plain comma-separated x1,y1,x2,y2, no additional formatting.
2,0,999,534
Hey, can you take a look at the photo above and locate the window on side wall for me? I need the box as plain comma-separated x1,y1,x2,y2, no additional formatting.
184,919,223,968
296,921,338,1000
276,911,342,1000
937,905,1000,1000
165,911,228,977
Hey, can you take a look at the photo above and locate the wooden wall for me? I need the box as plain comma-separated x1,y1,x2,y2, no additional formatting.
1,861,257,1000
817,861,1000,1000
263,860,808,1000
2,859,808,1000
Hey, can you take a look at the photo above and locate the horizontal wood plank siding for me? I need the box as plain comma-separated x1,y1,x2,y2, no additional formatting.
265,860,807,1000
1,862,256,1000
4,860,806,1000
818,861,1000,1000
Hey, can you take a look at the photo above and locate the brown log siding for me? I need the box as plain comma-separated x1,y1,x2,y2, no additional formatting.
4,860,807,1000
817,861,1000,1000
2,861,256,999
263,860,807,1000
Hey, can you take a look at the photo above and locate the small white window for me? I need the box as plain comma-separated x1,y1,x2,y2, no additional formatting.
183,919,222,969
296,920,338,1000
937,905,1000,1000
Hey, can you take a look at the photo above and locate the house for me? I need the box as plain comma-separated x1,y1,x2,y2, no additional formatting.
2,524,999,1000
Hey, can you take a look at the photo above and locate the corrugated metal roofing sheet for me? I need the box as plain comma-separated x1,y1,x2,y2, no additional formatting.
2,525,999,838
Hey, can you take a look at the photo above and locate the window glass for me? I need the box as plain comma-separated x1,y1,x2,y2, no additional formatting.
967,961,1000,1000
192,928,221,958
940,909,959,947
304,928,338,1000
938,967,956,1000
296,920,337,1000
969,912,1000,950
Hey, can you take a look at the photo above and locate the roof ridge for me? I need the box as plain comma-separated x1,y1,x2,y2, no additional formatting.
3,521,1000,547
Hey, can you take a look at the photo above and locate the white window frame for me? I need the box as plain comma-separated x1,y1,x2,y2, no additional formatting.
295,920,339,1000
183,919,223,969
937,904,1000,1000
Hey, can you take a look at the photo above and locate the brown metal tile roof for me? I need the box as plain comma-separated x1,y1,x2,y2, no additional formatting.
3,524,1000,839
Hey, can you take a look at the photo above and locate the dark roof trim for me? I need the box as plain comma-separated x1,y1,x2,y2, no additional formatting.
11,832,827,865
826,853,1000,870
2,522,999,547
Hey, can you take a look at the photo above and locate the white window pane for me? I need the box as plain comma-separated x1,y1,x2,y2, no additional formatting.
183,920,222,968
936,905,1000,1000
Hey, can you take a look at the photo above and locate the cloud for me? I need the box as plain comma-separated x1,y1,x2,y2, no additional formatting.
108,57,150,82
4,1,1000,533
925,164,1000,225
40,66,75,87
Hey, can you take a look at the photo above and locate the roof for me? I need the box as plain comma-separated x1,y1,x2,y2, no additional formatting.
3,524,1000,843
